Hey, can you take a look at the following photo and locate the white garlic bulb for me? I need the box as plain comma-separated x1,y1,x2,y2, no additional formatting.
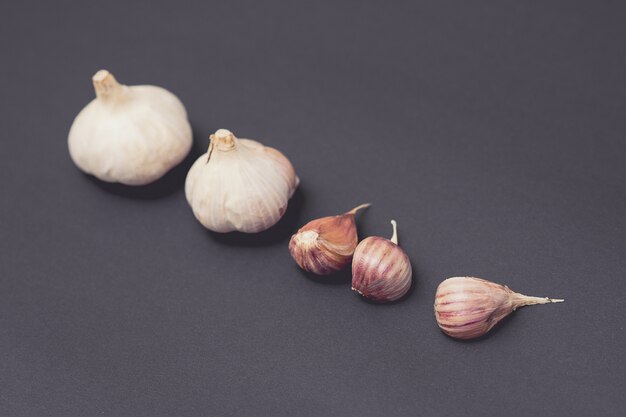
185,129,299,233
68,69,192,185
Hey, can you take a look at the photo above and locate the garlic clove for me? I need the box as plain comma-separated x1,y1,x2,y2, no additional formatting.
185,129,299,233
352,220,413,302
434,277,564,340
289,203,370,275
68,69,192,185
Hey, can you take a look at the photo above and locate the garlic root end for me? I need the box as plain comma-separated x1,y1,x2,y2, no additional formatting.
351,286,364,295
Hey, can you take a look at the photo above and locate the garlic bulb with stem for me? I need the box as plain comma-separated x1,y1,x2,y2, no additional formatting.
185,129,299,233
352,220,412,302
289,203,370,275
68,69,192,185
434,277,564,340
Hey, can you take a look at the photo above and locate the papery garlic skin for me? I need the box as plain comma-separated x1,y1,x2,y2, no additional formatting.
68,70,192,185
289,203,370,275
352,220,412,302
434,277,564,340
185,129,299,233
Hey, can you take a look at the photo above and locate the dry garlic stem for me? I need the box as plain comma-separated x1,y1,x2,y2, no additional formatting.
92,70,125,98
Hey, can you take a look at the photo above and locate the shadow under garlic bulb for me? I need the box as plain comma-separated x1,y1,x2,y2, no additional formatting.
68,69,192,185
289,203,370,275
185,129,299,233
352,220,412,303
434,277,564,340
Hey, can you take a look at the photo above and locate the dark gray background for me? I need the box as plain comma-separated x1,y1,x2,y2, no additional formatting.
1,0,625,416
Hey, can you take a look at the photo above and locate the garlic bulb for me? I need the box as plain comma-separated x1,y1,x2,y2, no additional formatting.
185,129,299,233
289,203,370,275
352,220,412,302
68,70,192,185
434,277,564,340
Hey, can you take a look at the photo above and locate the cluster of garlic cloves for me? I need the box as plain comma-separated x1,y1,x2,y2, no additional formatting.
185,129,299,233
66,71,567,344
352,220,413,303
434,277,564,340
289,203,370,274
68,70,192,185
291,207,414,303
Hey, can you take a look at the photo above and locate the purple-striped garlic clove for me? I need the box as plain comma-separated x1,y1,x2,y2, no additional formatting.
434,277,564,340
351,220,412,302
289,204,370,275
